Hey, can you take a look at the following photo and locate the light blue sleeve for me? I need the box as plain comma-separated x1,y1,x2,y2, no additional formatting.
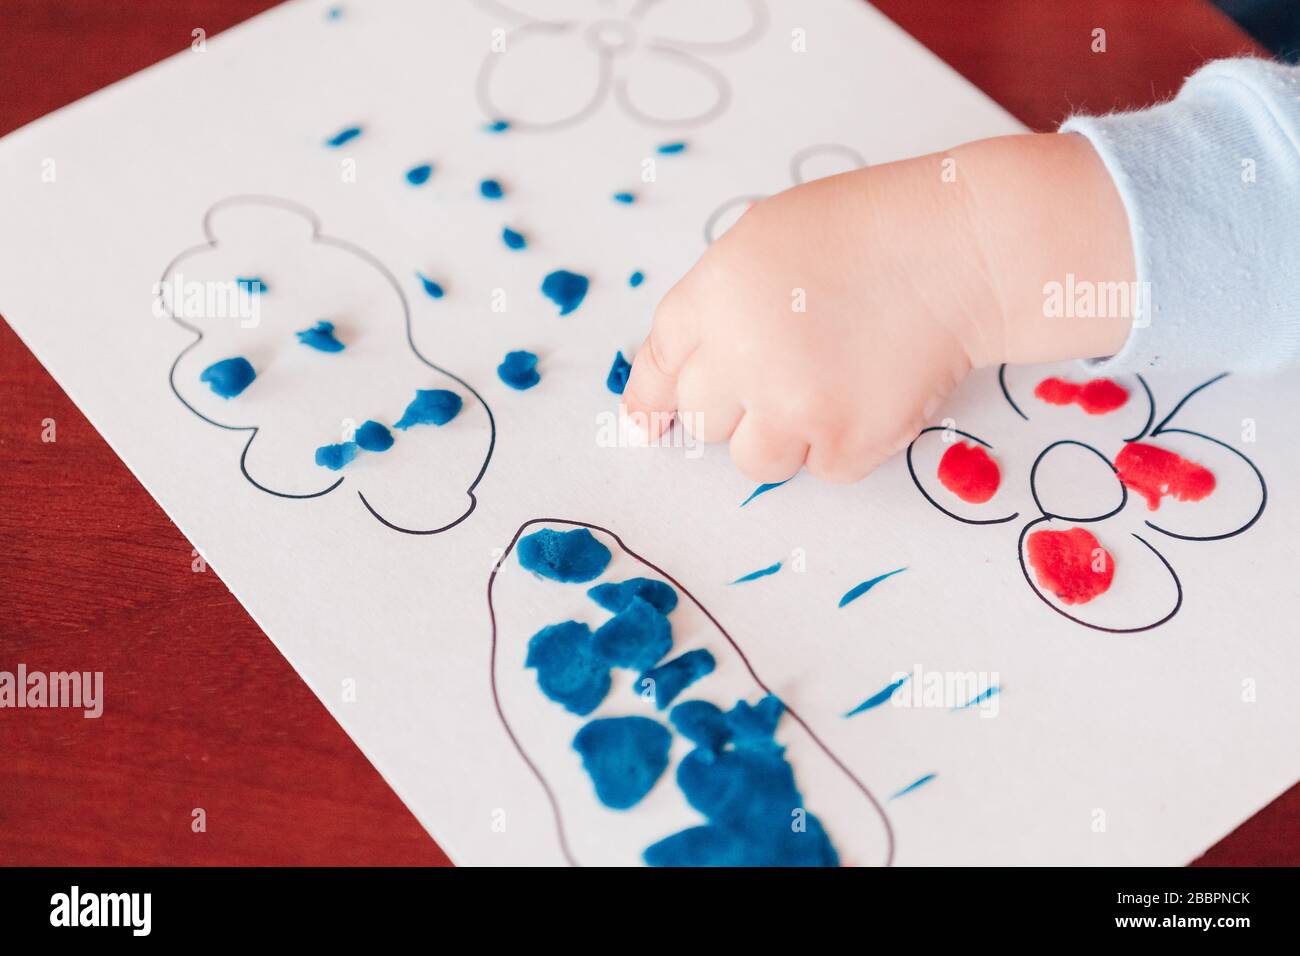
1060,58,1300,374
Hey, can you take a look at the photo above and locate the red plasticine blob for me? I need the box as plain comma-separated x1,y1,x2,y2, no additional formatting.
937,441,1001,504
1033,376,1129,414
1114,442,1216,511
1026,526,1115,605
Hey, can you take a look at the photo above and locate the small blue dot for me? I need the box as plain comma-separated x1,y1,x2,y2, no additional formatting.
629,271,644,288
324,125,362,148
502,226,527,250
613,192,636,204
484,120,511,133
406,163,433,186
416,271,444,299
498,350,541,390
480,178,505,200
657,142,687,155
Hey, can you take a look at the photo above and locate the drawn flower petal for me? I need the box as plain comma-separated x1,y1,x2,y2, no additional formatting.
1120,430,1266,542
475,0,584,25
998,362,1155,444
615,45,729,127
1018,517,1182,633
639,0,768,50
1028,440,1127,523
477,23,612,131
905,426,1019,526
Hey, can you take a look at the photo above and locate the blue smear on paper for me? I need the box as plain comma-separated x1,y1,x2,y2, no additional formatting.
540,269,589,316
731,561,781,584
315,441,358,471
394,389,462,429
587,576,677,615
628,271,644,288
479,178,505,199
740,480,789,507
406,163,433,185
354,420,393,452
574,716,671,809
497,350,540,390
502,226,526,250
638,649,715,710
953,686,1000,710
838,567,907,608
605,351,632,395
324,125,362,147
657,142,687,155
646,694,838,867
236,276,267,294
592,596,672,671
326,5,343,19
416,272,444,299
200,357,256,398
296,320,345,352
891,773,937,800
484,119,510,133
613,192,636,204
526,621,610,716
845,675,909,717
517,527,611,583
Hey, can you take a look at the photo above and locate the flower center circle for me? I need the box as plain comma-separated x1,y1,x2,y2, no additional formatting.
585,19,636,55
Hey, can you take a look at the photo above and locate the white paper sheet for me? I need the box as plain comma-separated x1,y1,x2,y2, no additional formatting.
2,0,1296,866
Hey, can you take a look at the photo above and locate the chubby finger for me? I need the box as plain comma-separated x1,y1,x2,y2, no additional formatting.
675,357,743,444
623,288,701,439
729,414,809,483
805,440,890,485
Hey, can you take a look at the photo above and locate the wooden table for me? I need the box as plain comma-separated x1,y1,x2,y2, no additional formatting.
1,0,1295,866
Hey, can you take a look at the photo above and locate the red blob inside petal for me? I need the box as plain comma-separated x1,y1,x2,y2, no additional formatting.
937,441,1001,504
1114,442,1216,511
1033,376,1129,414
1026,526,1115,605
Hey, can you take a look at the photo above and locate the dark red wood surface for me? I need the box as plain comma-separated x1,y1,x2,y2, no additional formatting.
0,0,1294,866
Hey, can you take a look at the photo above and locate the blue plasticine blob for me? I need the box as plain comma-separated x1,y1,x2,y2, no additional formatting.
657,141,688,155
740,480,789,507
517,527,611,583
592,596,672,671
669,701,731,754
731,561,781,584
406,163,433,185
605,351,632,395
315,441,358,471
613,192,636,204
354,420,394,452
573,716,672,809
480,178,505,199
525,621,611,716
497,350,540,390
502,226,527,250
628,271,644,288
236,276,268,294
645,695,838,867
296,320,345,352
540,270,589,316
638,649,715,710
394,389,462,429
416,272,444,299
587,576,677,615
200,357,256,398
324,125,362,147
485,119,510,133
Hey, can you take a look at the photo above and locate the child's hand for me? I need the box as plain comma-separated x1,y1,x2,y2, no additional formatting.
622,133,1135,483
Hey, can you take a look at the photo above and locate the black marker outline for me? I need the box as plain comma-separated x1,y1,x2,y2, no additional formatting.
487,517,896,868
160,195,496,536
1017,516,1183,634
905,427,1019,526
473,0,767,131
1138,428,1268,543
996,363,1155,437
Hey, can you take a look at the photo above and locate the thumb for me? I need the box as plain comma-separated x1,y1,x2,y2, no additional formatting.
622,289,700,440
